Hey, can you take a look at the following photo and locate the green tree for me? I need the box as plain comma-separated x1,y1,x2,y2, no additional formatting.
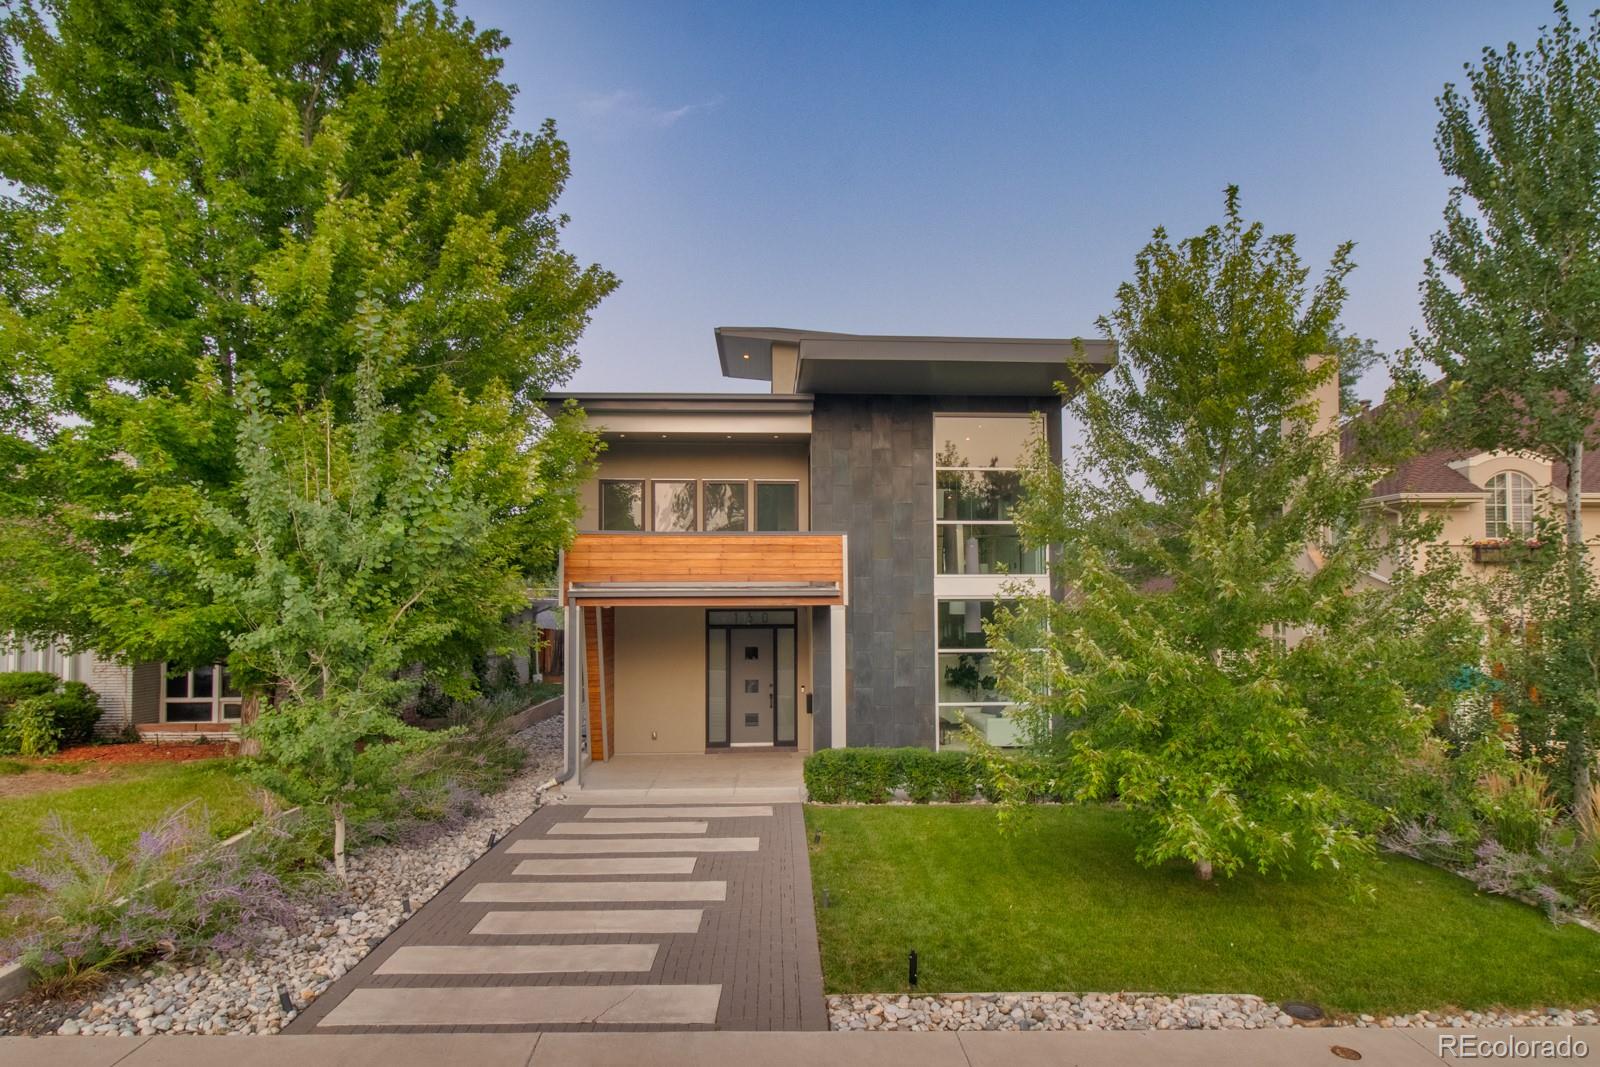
1419,3,1600,796
203,301,592,876
0,0,614,696
987,190,1469,885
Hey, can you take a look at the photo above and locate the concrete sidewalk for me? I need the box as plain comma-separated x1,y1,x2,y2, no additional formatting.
1,1028,1592,1066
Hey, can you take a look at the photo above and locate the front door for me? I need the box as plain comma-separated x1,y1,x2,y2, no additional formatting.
728,627,774,745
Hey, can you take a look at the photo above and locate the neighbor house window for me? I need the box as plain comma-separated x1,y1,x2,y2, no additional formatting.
599,480,645,531
702,481,748,532
934,415,1044,575
162,664,242,723
652,479,697,531
755,481,800,531
936,599,1021,750
1485,471,1535,539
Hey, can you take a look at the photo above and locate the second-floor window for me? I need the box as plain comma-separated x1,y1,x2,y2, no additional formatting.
600,480,645,531
934,414,1044,575
601,478,801,531
1485,471,1535,539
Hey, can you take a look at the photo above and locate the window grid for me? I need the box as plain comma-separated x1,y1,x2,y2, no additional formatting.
1485,472,1535,539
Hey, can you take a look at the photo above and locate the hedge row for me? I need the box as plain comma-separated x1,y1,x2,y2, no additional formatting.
0,672,104,756
804,746,1075,804
803,747,989,803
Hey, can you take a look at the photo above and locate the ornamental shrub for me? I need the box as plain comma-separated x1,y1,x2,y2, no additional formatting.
0,675,102,755
2,806,296,992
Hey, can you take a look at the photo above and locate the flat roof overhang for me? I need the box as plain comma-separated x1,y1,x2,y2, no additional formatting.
565,580,842,608
715,327,1116,398
541,393,813,440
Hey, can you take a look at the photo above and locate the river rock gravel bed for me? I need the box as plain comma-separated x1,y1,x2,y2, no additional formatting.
0,713,564,1038
827,993,1600,1032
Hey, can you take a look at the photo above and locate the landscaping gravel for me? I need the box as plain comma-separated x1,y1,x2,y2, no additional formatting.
827,993,1600,1032
0,714,564,1038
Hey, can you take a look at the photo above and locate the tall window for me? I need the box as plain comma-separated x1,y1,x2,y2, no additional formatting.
600,480,644,531
934,415,1044,575
1485,471,1535,539
936,599,1020,749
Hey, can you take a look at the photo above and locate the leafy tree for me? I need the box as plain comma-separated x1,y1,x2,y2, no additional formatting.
1419,3,1600,795
203,302,591,876
987,189,1471,885
0,1,614,702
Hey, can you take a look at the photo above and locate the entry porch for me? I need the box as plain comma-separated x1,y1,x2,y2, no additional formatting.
558,532,848,788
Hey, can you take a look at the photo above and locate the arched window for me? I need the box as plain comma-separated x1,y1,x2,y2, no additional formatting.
1485,471,1536,539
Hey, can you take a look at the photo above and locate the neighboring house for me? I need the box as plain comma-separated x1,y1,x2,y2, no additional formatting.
548,326,1115,774
2,641,239,740
1321,372,1600,582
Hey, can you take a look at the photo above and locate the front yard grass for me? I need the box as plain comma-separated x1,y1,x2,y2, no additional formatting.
0,759,263,899
804,804,1600,1015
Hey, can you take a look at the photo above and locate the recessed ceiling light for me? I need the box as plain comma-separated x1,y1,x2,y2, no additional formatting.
742,353,750,360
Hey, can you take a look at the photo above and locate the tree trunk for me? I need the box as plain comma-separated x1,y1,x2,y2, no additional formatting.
1565,440,1593,801
1195,858,1213,881
332,802,348,884
237,691,262,757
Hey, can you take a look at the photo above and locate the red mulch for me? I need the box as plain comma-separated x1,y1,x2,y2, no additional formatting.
37,740,239,766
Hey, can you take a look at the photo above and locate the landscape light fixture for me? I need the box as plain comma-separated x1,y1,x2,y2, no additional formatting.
908,950,919,988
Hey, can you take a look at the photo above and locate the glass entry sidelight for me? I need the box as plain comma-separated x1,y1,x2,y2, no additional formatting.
706,610,797,748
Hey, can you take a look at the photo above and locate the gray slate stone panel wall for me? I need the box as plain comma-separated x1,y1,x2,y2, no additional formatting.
809,394,1058,750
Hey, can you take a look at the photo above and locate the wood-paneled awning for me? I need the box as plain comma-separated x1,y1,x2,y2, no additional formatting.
560,532,846,607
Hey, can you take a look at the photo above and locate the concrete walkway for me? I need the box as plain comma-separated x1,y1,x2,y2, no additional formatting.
3,1028,1591,1066
287,797,826,1033
570,751,807,804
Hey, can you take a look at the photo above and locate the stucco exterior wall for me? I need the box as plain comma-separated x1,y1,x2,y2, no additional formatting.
577,441,811,532
608,606,813,756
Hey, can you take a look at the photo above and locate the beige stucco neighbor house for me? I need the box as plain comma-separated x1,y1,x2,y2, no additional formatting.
548,326,1115,780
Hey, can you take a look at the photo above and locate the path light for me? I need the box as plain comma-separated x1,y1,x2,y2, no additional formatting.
402,898,412,915
822,888,830,909
813,830,821,845
908,950,919,989
488,831,499,848
277,988,295,1013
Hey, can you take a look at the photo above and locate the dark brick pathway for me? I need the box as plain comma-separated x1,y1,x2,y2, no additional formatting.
287,802,827,1033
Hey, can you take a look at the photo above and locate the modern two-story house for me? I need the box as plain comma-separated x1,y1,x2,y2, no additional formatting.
549,327,1115,779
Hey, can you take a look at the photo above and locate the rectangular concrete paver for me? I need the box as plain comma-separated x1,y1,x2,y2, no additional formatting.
583,806,774,819
547,820,706,835
287,802,826,1034
509,836,759,853
511,856,696,876
471,909,704,935
463,880,727,903
375,944,658,975
317,985,723,1028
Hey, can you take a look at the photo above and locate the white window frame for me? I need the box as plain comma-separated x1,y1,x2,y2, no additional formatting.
160,664,243,724
932,414,1043,578
1485,471,1536,539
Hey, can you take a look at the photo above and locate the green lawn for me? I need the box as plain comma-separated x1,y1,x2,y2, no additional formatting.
804,805,1600,1015
0,760,263,898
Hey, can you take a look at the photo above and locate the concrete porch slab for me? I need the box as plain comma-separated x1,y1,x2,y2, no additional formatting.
561,787,804,804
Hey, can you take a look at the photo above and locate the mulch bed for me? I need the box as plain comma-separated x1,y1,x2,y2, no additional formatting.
38,740,239,766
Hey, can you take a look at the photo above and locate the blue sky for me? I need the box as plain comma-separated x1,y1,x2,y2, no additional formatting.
469,1,1557,398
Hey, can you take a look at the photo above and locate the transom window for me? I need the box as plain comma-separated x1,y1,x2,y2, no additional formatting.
1485,471,1536,539
162,664,242,723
